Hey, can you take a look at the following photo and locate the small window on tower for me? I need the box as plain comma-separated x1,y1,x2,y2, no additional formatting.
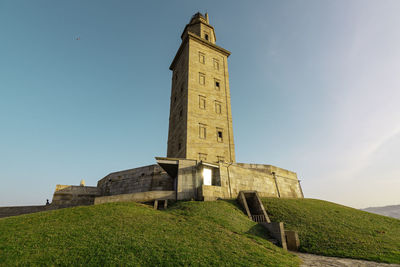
199,52,205,64
179,109,183,118
174,96,177,103
205,33,209,41
199,73,205,85
217,128,223,142
213,59,219,70
199,124,206,139
199,95,206,109
178,142,181,150
215,79,220,90
215,101,222,114
181,86,184,93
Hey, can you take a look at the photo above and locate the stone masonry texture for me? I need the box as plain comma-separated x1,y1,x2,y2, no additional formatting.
167,12,235,163
97,164,173,196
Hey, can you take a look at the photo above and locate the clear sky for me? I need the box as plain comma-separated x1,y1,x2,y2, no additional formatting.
1,0,399,209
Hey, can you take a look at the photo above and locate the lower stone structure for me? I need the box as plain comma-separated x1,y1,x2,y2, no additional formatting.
51,157,303,206
156,157,303,201
202,162,303,201
97,164,173,196
52,185,100,207
0,158,303,219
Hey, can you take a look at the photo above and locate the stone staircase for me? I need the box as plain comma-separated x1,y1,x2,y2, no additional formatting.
237,191,300,251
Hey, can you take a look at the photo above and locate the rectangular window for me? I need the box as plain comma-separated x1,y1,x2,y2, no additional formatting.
214,79,220,90
199,73,205,85
216,128,223,142
199,153,207,161
199,95,206,109
199,124,206,139
204,32,209,41
199,52,205,64
213,59,219,70
215,101,222,114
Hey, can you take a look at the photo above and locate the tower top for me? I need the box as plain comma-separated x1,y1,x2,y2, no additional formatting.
191,12,206,22
181,12,216,44
189,12,209,24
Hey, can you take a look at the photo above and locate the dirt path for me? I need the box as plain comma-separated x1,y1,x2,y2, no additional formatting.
294,252,400,267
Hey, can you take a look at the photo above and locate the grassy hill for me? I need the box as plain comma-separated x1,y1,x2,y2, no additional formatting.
1,198,400,266
0,201,298,267
262,198,400,264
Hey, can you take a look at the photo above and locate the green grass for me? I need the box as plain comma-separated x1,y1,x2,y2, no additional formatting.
0,201,299,267
262,198,400,264
3,198,398,266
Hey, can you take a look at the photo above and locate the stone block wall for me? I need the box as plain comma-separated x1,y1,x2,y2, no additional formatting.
52,185,100,207
223,164,279,198
176,159,200,200
94,191,176,205
199,184,229,201
199,162,303,200
274,175,303,198
1,185,100,218
0,205,55,218
97,164,174,196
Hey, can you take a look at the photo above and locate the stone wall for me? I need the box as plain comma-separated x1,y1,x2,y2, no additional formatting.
198,184,228,201
196,162,303,201
97,164,174,196
229,163,302,198
1,185,100,218
0,205,55,218
94,191,176,205
176,159,201,200
222,164,278,198
52,185,100,207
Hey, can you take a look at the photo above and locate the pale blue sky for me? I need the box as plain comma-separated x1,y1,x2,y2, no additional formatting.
1,1,399,208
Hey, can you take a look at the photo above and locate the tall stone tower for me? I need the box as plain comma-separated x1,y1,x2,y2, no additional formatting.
167,13,235,163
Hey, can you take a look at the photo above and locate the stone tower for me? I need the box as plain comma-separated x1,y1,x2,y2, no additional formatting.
167,13,235,163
